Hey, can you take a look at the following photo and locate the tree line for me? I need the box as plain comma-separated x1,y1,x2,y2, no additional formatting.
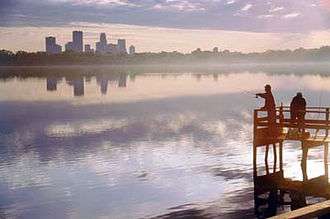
1,46,330,65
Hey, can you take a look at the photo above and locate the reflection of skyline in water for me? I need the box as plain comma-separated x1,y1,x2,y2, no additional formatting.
1,71,330,218
45,74,128,97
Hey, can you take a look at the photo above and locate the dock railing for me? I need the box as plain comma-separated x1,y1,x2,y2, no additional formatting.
254,106,330,139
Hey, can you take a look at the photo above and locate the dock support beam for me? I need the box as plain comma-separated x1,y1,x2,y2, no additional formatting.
301,141,308,182
325,142,329,182
273,143,277,172
279,141,283,172
253,144,257,177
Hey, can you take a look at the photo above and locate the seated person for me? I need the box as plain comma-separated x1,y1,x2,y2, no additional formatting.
290,92,306,133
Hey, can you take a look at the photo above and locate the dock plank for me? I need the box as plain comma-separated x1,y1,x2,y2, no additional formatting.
271,200,330,219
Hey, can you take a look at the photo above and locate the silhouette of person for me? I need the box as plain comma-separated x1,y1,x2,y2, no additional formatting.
290,92,306,133
256,84,276,136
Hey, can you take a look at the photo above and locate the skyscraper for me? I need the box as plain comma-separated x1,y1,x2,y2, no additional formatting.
96,33,108,54
117,39,127,54
45,36,62,54
129,45,135,55
100,33,107,45
72,31,83,53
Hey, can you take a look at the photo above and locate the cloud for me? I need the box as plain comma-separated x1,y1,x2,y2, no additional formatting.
51,0,138,7
151,1,206,12
0,0,328,32
282,12,301,19
257,14,274,19
241,3,252,11
226,0,235,5
269,6,284,13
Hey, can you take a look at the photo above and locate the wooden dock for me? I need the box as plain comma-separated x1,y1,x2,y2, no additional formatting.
253,106,330,218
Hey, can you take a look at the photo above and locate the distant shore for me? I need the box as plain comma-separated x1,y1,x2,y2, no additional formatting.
2,62,330,78
2,46,330,67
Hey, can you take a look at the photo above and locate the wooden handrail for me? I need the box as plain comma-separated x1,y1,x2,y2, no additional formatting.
254,106,330,132
271,200,330,219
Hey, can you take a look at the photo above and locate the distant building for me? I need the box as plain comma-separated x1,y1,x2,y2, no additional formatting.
96,33,109,54
100,33,107,45
117,39,127,54
129,45,135,55
192,48,202,54
213,47,219,53
72,31,83,53
65,42,74,52
45,36,62,54
95,33,128,55
108,43,119,54
85,44,93,53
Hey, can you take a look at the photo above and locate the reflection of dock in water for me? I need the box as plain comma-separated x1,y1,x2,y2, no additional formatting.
253,106,330,218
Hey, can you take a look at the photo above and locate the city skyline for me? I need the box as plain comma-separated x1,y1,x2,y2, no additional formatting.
3,23,330,54
46,30,134,54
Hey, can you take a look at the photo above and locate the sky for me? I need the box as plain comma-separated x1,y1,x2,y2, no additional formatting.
1,0,330,52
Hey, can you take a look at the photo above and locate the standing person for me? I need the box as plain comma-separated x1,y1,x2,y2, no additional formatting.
256,84,276,136
290,92,306,133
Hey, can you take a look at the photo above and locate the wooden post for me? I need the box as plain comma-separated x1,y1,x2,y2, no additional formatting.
326,108,329,137
279,103,284,134
273,143,277,173
279,141,283,172
301,141,308,181
265,144,269,175
253,109,258,177
325,142,329,182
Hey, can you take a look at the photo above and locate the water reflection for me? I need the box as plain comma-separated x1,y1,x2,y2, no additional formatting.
46,77,60,91
45,74,128,97
1,68,330,218
66,76,85,96
96,75,109,95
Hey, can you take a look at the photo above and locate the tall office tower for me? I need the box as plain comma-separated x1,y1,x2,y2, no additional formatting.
100,33,107,45
117,39,127,54
96,33,108,54
129,45,135,55
46,37,55,53
72,31,83,53
45,37,62,54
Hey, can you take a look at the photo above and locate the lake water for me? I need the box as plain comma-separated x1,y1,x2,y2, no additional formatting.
1,66,330,218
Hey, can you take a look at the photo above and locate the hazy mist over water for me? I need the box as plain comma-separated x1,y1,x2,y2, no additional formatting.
0,66,330,218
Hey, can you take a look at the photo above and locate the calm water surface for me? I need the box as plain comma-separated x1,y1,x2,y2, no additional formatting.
1,68,330,218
